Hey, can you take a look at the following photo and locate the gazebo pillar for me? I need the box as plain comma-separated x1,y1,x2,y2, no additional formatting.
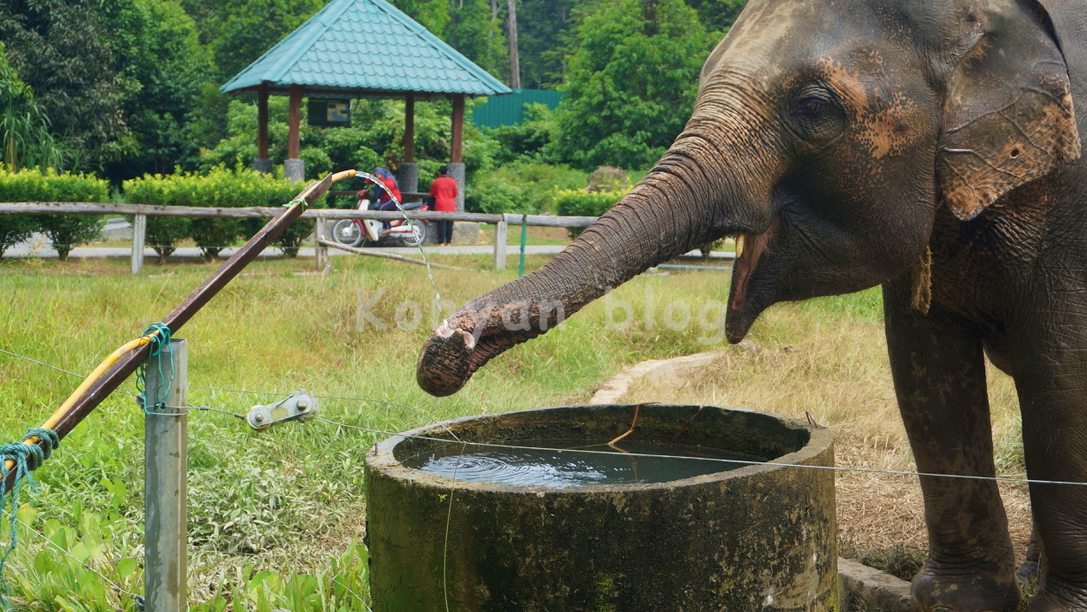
284,85,305,180
449,94,466,212
254,87,272,174
398,93,419,194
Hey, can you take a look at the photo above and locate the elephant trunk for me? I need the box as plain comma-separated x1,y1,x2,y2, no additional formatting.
416,133,770,397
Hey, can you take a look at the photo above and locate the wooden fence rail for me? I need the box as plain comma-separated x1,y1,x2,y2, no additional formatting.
0,201,599,273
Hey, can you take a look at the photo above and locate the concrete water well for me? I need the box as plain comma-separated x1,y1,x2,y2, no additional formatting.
365,404,837,611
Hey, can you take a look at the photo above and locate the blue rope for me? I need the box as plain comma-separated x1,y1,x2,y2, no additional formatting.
136,323,173,415
0,427,59,608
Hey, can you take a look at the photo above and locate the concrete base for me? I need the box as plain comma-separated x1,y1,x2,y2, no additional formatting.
284,158,305,181
446,162,465,212
253,158,273,174
397,163,419,194
450,221,480,245
838,558,913,611
366,405,837,611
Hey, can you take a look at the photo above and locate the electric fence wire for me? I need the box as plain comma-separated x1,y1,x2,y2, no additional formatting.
3,343,1086,489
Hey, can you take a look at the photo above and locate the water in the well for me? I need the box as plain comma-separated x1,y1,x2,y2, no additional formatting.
404,440,761,488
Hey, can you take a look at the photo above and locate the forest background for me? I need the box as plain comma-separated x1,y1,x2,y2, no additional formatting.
0,0,746,213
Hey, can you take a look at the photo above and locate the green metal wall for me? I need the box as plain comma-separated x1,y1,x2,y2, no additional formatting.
471,88,563,128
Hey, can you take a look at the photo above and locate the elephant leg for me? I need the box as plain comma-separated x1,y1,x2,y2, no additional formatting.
1015,372,1087,610
883,282,1018,611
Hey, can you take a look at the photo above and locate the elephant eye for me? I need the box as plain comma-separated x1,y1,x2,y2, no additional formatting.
790,86,844,143
796,97,826,118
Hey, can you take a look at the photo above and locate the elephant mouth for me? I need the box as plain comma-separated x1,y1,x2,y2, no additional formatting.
727,216,780,340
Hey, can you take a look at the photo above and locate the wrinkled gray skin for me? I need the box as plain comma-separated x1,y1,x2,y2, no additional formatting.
417,1,1087,609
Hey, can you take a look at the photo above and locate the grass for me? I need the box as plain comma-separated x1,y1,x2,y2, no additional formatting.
0,252,752,609
0,251,1033,609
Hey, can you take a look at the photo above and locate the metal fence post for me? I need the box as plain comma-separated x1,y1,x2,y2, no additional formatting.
144,339,187,611
494,218,508,270
131,214,146,275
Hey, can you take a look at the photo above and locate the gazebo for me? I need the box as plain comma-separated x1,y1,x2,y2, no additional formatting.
220,0,511,210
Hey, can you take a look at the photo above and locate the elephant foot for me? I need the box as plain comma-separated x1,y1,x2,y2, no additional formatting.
1027,581,1087,611
912,563,1019,611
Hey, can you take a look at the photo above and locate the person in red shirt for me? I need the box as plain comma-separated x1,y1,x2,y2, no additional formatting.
429,165,459,245
369,167,402,209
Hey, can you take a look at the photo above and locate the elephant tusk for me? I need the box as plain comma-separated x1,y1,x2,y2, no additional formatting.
736,234,745,258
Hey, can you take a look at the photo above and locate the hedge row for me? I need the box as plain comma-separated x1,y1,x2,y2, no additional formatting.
0,167,313,260
0,168,108,260
554,189,627,237
1,167,629,259
123,168,312,259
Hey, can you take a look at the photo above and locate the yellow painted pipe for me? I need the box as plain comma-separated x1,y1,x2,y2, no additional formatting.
9,332,160,472
331,169,357,184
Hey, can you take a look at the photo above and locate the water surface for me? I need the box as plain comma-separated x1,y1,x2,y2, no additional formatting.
404,440,760,488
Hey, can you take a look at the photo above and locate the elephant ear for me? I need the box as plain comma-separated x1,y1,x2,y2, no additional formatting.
937,0,1081,221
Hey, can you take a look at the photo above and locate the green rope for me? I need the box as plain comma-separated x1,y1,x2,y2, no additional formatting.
0,427,59,608
136,323,173,415
283,197,307,209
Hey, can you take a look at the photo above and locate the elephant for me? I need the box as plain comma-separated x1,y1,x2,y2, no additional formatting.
416,0,1087,609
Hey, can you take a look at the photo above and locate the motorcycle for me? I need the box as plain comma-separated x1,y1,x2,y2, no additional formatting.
330,193,429,248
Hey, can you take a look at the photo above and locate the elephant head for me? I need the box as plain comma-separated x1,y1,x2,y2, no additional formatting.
417,0,1079,397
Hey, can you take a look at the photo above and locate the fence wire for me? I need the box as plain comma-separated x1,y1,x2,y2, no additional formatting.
1,344,1081,489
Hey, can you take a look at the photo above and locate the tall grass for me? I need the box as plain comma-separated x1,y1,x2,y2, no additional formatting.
1,254,1030,607
0,254,759,608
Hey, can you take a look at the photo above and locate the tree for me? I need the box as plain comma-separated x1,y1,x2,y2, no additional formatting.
685,0,746,31
0,0,129,174
506,0,520,88
1,0,215,180
213,0,325,81
555,0,717,170
0,42,63,170
444,0,510,83
389,0,451,35
99,0,215,179
517,0,577,89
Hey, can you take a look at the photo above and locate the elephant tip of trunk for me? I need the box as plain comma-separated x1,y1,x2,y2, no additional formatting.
416,322,476,397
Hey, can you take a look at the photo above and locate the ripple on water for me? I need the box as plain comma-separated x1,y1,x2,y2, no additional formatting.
403,440,762,489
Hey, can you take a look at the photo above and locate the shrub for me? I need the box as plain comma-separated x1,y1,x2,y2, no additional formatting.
554,189,626,237
0,167,107,260
123,168,312,260
587,166,630,192
463,162,587,214
0,212,34,258
299,147,332,179
487,103,560,165
122,176,192,259
471,178,528,214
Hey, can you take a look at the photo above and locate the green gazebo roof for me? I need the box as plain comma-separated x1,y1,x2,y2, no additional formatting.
220,0,511,97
